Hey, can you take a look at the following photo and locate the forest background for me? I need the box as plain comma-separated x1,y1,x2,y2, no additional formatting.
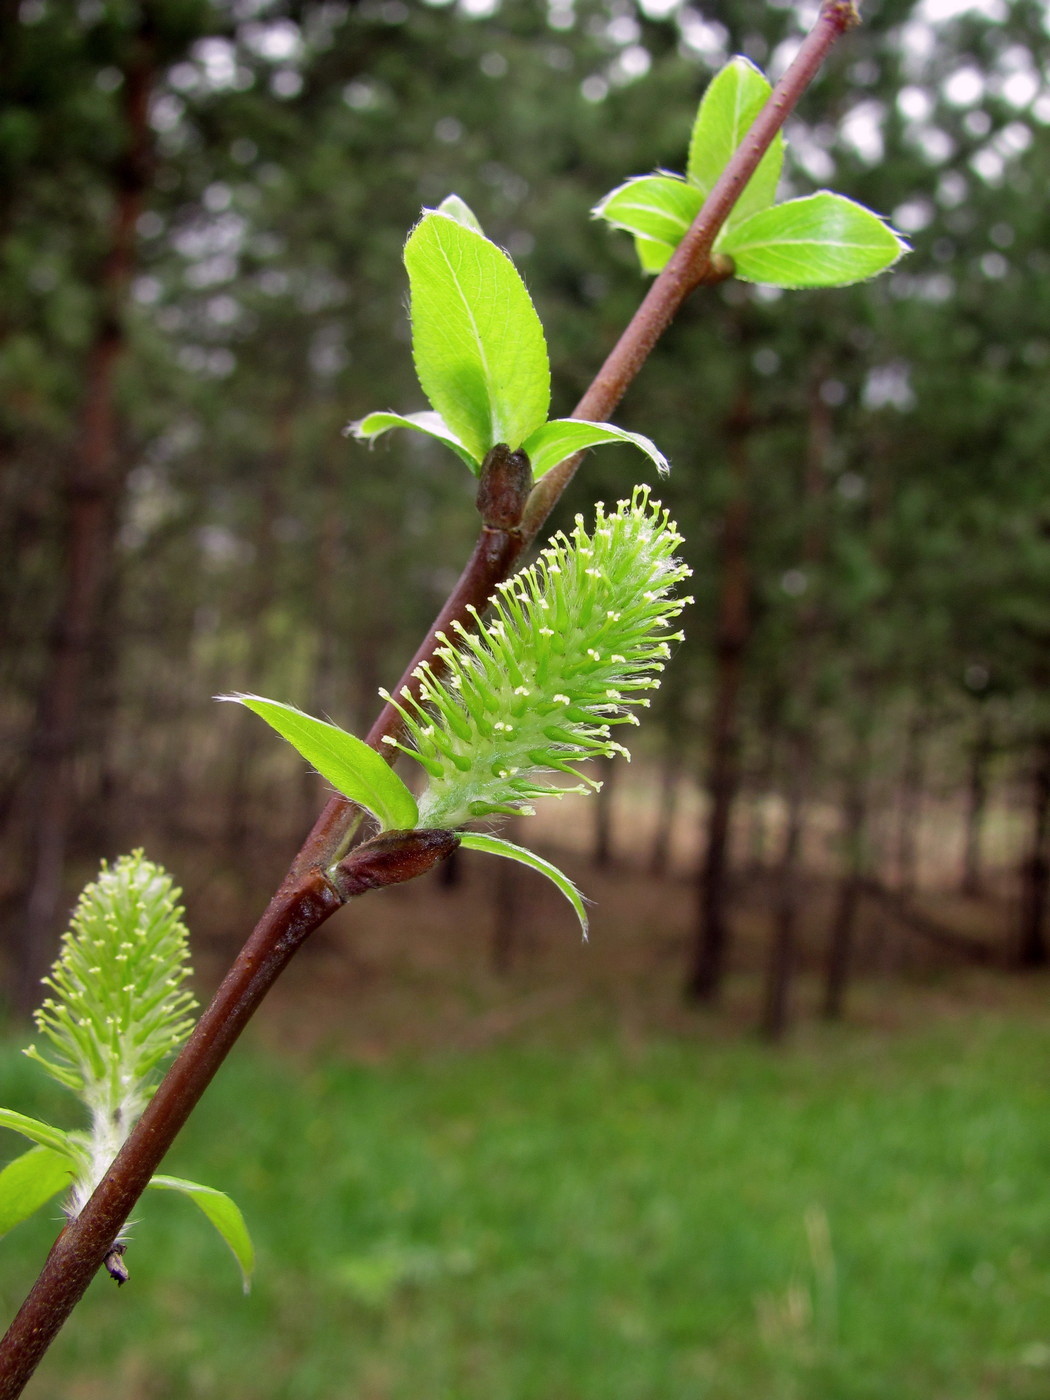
2,0,1050,1396
5,0,1050,1021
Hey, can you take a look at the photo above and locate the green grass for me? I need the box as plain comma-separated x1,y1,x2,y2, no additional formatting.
2,1013,1050,1399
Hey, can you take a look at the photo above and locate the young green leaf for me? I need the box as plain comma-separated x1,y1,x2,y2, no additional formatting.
0,1109,76,1157
0,1146,73,1238
522,418,670,480
687,56,783,225
347,410,477,472
458,833,589,939
634,235,676,274
591,175,703,255
219,695,419,832
149,1175,255,1294
719,193,909,288
593,56,785,274
352,201,673,483
404,211,551,466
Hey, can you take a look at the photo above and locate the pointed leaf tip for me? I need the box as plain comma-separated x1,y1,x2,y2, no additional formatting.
592,174,702,252
433,194,484,233
345,410,480,473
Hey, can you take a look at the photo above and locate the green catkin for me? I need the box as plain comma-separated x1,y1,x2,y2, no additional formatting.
379,487,693,830
24,851,197,1221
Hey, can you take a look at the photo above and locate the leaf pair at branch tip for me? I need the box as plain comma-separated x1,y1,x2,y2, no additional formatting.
348,197,669,480
594,55,908,288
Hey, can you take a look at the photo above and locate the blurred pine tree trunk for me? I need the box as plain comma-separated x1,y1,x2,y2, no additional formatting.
760,747,808,1040
686,390,751,1002
893,706,928,897
960,708,993,898
648,699,686,878
1018,730,1050,969
742,687,782,875
225,408,291,854
759,368,831,1041
822,718,873,1020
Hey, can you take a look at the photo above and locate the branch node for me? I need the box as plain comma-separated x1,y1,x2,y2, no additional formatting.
826,0,862,33
476,443,533,532
330,828,461,900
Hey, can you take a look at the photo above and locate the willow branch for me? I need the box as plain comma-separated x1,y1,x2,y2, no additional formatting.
0,6,857,1393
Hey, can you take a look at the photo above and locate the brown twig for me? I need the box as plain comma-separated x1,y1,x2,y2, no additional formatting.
0,6,857,1393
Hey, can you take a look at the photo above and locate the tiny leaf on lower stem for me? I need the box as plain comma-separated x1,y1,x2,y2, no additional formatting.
148,1176,255,1293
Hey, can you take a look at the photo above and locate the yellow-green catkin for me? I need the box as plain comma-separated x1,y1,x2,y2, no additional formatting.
380,487,693,829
